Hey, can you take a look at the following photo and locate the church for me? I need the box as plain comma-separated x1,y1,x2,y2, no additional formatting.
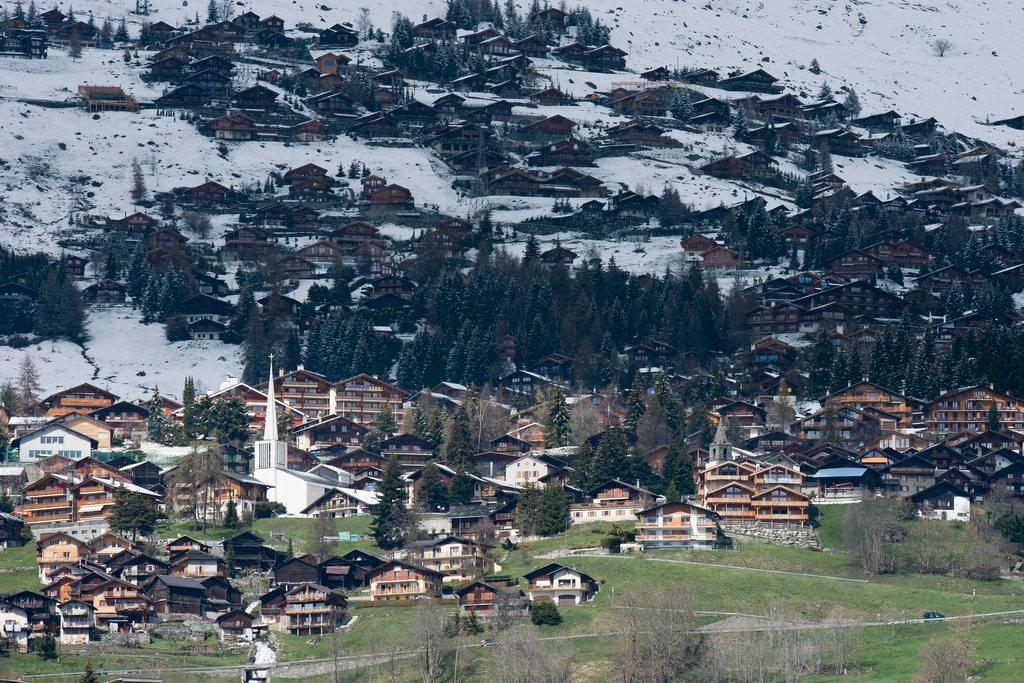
252,359,343,516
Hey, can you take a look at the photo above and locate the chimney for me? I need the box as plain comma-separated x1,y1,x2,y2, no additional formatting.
297,364,304,371
279,366,285,378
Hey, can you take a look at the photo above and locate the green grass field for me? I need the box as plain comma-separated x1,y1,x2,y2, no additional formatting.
4,506,1024,680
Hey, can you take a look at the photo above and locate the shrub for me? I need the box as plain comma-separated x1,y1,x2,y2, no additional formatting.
963,564,1001,582
255,501,286,519
530,600,562,626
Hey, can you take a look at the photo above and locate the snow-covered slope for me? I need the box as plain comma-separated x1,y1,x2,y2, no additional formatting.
11,0,1020,143
0,306,242,401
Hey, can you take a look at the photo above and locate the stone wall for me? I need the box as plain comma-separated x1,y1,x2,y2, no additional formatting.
722,523,820,549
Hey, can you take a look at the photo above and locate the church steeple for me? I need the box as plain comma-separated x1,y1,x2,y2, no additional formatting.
710,416,733,461
263,354,278,442
253,354,288,472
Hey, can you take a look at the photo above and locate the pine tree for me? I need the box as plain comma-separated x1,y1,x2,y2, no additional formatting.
416,461,449,511
535,484,569,536
206,0,219,23
986,404,1001,432
369,455,410,548
449,470,474,505
131,158,147,202
514,485,543,536
523,233,541,264
33,270,85,342
809,58,821,74
443,404,474,471
147,389,166,441
818,82,833,101
223,499,239,528
624,376,647,430
843,88,862,117
543,387,572,447
588,429,631,486
16,356,43,415
225,286,255,344
114,17,129,42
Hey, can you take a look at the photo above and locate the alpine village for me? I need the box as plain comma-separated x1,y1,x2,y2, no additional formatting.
1,0,1024,680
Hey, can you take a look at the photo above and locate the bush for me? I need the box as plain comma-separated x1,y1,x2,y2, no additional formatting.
963,564,1001,581
165,316,190,342
255,501,286,519
530,600,562,626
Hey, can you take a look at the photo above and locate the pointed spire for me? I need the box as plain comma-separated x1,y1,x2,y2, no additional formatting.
263,354,278,441
712,417,729,445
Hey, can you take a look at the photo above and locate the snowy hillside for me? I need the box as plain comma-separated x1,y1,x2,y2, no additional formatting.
5,0,1020,142
0,0,1021,399
0,306,242,401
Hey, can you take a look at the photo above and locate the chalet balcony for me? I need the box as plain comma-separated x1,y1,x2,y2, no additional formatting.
57,397,111,409
26,488,68,498
23,500,72,511
27,512,73,522
638,532,715,541
705,495,751,505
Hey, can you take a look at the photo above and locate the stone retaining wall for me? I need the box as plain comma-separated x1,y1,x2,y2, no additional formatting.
722,523,820,549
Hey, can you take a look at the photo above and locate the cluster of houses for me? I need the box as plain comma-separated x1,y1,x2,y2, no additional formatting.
0,520,603,652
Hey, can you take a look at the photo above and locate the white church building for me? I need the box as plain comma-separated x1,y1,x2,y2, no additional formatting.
252,359,345,516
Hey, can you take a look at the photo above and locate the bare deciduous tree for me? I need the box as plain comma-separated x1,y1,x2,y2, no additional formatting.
412,605,451,683
569,399,602,445
487,626,573,683
823,606,861,676
306,513,337,564
933,38,953,57
843,499,901,574
614,586,705,682
913,625,977,683
181,210,213,238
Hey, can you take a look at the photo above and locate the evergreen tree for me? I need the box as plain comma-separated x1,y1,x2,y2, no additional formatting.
514,485,543,536
125,244,149,300
535,484,569,536
114,17,130,42
223,501,238,528
443,404,474,471
369,455,410,549
543,387,572,447
147,389,166,441
33,270,85,342
530,600,562,625
588,429,631,486
131,158,147,202
818,82,833,100
986,404,1001,432
206,0,219,23
661,441,695,495
449,470,474,505
77,659,100,682
624,376,647,430
225,286,255,344
108,487,160,541
416,461,449,511
809,58,821,74
843,88,862,117
36,634,57,660
523,233,541,264
16,356,43,415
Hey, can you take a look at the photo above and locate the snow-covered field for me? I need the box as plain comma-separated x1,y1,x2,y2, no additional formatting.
0,306,242,401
